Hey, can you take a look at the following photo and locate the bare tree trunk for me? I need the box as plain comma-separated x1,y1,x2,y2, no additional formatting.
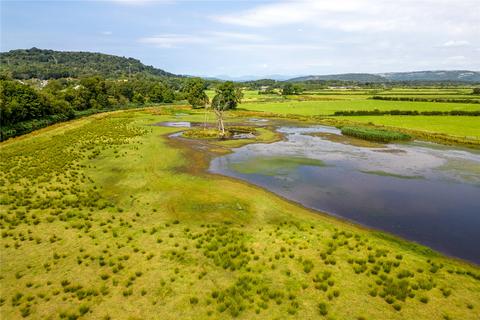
213,109,225,136
203,104,208,130
219,112,225,134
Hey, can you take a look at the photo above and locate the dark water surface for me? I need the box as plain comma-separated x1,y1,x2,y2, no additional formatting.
209,125,480,264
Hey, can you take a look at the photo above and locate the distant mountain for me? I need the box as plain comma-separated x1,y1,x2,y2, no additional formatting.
288,73,385,83
288,70,480,83
379,71,480,82
208,74,298,82
0,47,177,80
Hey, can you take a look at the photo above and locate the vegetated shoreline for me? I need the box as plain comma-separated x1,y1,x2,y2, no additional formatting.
2,102,479,149
234,109,480,149
163,120,479,267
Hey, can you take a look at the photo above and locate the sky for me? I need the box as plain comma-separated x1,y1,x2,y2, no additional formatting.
1,0,479,77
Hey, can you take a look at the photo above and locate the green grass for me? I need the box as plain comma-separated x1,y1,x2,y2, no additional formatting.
341,126,412,143
340,116,480,139
0,107,479,319
242,99,480,116
239,91,480,144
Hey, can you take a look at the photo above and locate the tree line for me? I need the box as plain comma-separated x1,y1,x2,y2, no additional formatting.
0,75,244,140
371,95,480,104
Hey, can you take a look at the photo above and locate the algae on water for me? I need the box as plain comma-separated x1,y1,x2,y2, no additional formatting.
229,156,327,176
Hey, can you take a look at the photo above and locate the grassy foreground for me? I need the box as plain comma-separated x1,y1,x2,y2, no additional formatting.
1,108,479,320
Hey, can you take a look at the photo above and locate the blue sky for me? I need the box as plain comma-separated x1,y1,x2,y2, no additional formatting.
1,0,479,77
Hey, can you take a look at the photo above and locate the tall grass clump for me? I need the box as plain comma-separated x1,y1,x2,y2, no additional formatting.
341,126,412,143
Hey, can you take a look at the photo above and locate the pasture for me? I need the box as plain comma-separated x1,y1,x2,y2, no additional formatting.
1,108,479,319
239,88,480,142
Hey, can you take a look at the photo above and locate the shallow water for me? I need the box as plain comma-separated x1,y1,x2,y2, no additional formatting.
210,125,480,264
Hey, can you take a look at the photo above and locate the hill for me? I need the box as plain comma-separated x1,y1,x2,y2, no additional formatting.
289,73,386,83
0,47,177,79
289,70,480,83
380,70,480,82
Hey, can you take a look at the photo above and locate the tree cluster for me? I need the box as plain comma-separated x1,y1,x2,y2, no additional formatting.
0,76,180,139
282,83,304,95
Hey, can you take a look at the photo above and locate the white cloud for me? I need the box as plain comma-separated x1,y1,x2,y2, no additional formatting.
139,34,207,48
101,31,113,36
217,43,330,51
139,31,267,48
442,40,470,47
214,0,365,28
137,0,480,74
446,55,466,61
213,0,480,35
209,31,266,42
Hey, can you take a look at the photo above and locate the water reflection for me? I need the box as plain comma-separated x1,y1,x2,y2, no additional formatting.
210,125,480,264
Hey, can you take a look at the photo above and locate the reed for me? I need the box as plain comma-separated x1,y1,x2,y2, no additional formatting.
341,126,412,143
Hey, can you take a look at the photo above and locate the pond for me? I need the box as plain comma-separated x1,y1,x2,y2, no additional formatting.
209,125,480,264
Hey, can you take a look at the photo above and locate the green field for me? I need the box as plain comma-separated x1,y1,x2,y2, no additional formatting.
237,89,480,143
340,116,480,139
1,108,479,319
242,100,480,115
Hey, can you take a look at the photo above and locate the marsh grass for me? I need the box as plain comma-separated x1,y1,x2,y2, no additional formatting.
341,126,412,143
0,110,478,319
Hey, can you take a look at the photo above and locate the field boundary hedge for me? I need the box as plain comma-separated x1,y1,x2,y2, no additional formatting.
371,95,480,104
333,110,480,116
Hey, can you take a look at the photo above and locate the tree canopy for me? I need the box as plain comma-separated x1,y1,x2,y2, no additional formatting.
211,81,243,135
211,81,242,111
282,83,303,95
184,78,209,108
0,76,181,140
